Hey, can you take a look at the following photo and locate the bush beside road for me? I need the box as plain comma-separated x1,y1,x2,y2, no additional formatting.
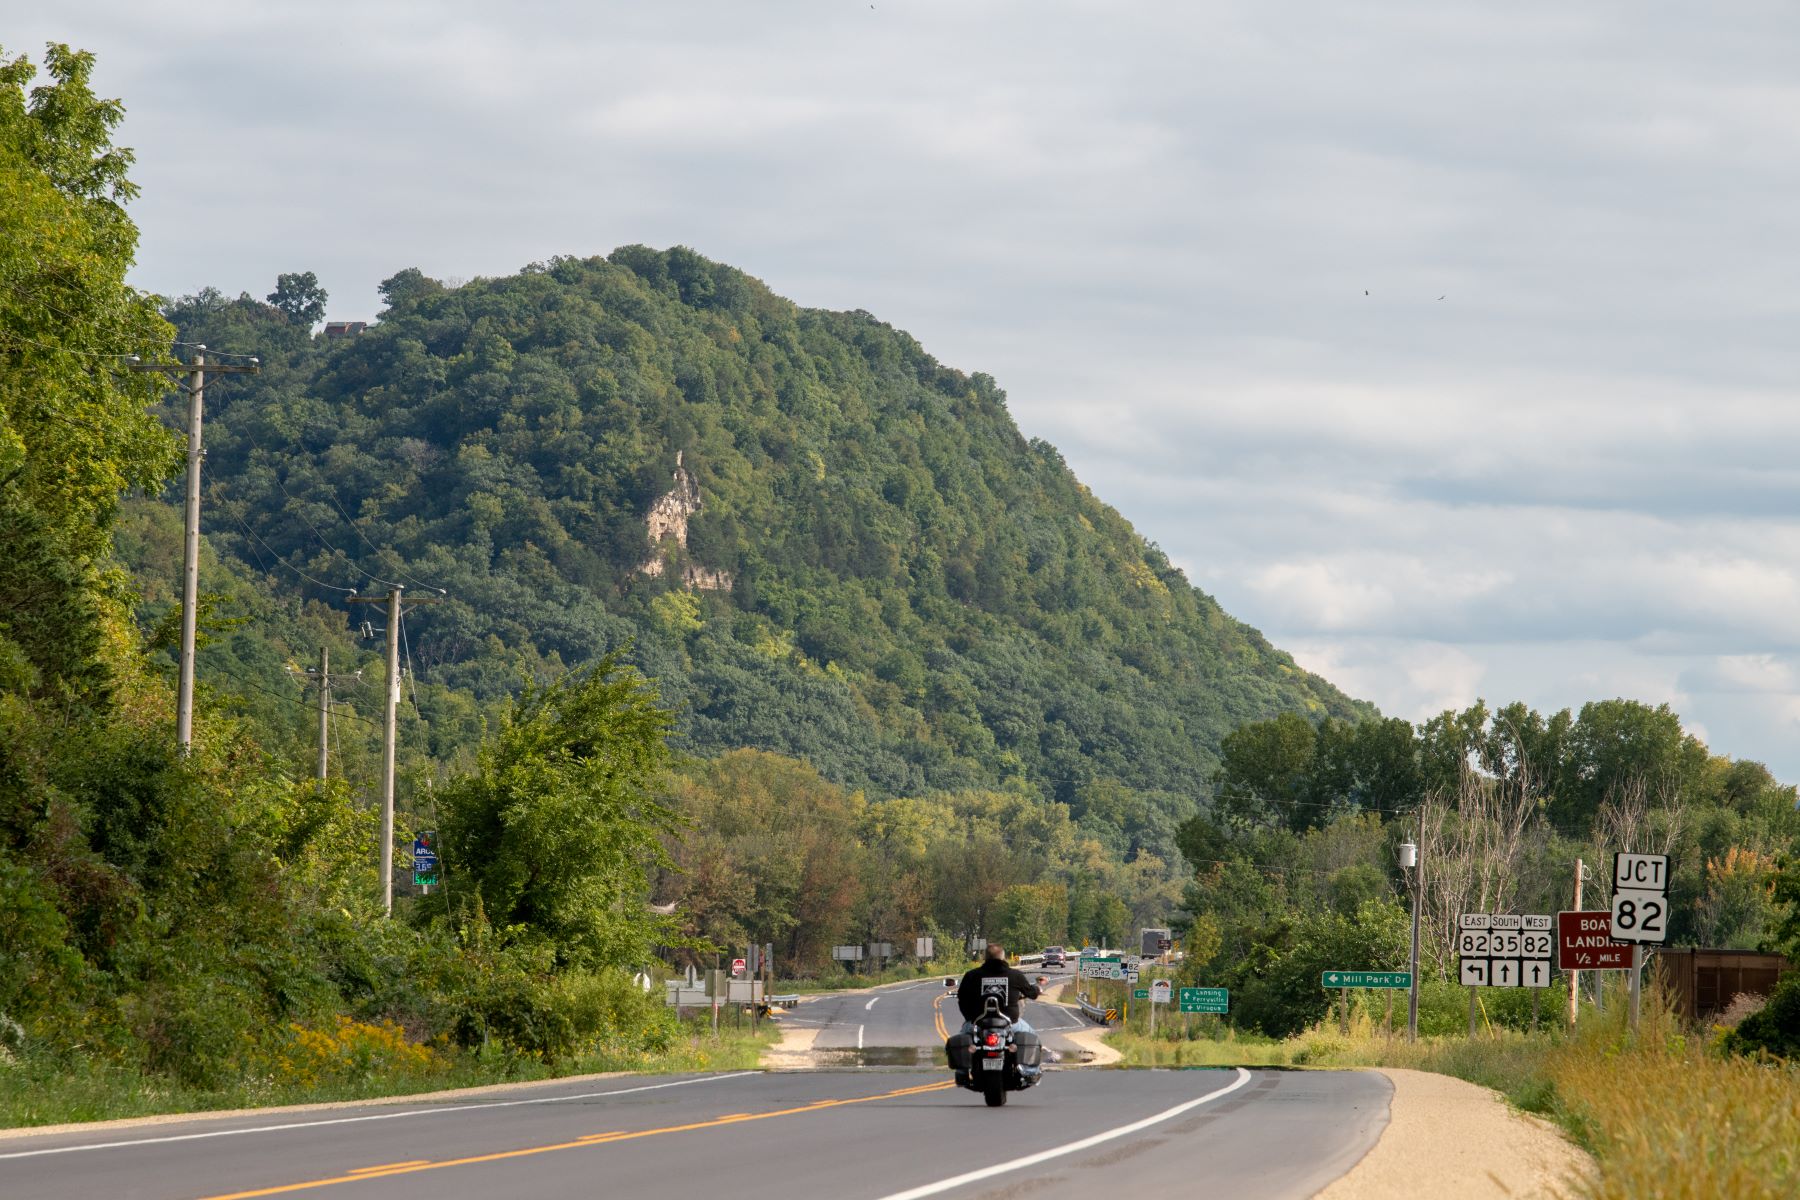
0,1020,774,1131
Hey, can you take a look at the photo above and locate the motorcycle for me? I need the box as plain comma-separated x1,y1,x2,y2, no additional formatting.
945,994,1044,1107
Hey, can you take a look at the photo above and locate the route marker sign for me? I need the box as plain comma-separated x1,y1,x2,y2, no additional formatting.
1558,910,1631,970
1321,971,1411,988
1610,852,1670,944
1459,912,1554,987
1078,955,1126,980
1179,987,1228,1014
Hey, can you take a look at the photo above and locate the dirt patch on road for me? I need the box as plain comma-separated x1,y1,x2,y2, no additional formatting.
759,1024,821,1070
1057,1027,1121,1066
1314,1068,1591,1200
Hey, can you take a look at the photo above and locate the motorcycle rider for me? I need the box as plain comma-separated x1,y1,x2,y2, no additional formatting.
957,942,1049,1036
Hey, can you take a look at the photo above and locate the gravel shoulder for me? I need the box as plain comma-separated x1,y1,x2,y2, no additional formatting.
1313,1067,1593,1200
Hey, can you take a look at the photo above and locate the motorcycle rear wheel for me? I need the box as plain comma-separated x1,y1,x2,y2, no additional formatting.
981,1073,1007,1107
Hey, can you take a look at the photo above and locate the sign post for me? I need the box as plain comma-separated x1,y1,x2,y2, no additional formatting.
1321,972,1408,1034
1611,853,1671,1031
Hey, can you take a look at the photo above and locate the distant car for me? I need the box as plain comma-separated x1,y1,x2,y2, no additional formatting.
1079,946,1098,957
1042,947,1065,967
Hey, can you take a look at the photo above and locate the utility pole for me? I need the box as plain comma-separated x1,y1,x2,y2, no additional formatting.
1400,819,1422,1041
289,649,361,781
348,586,443,914
1568,858,1585,1028
130,348,260,753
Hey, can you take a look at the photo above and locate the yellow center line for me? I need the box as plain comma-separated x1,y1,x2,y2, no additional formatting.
933,992,950,1041
344,1161,428,1174
189,1080,953,1200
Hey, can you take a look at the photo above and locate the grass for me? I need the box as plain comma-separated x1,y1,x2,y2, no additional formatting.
0,1021,776,1130
1105,996,1800,1199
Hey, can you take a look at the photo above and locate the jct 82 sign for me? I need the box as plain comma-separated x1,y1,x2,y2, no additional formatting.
1610,853,1671,944
1458,913,1554,988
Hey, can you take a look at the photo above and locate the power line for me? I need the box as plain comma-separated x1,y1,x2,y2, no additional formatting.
204,461,359,594
209,665,382,728
319,487,445,594
226,422,402,591
399,607,423,716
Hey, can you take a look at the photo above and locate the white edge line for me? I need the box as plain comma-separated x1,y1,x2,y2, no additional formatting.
872,1068,1254,1200
0,1073,758,1161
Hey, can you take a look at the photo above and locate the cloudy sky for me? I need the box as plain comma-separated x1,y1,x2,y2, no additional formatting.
19,2,1800,775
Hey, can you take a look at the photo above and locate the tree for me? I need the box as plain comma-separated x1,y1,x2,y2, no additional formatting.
0,44,176,566
1212,712,1319,831
267,271,327,328
991,881,1068,952
438,658,679,968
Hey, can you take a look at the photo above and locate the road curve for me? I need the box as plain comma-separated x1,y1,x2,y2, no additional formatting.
0,1066,1388,1200
777,967,1092,1062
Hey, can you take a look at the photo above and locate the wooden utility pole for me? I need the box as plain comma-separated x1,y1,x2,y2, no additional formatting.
131,348,260,753
348,586,442,914
289,648,361,781
1568,859,1585,1027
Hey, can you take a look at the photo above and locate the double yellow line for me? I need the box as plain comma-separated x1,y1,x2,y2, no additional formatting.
193,1080,953,1200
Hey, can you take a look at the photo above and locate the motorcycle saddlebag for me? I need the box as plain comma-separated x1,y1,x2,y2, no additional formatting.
945,1032,972,1072
1012,1030,1043,1070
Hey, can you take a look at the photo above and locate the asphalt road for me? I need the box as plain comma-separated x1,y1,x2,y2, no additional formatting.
780,967,1091,1061
0,971,1392,1200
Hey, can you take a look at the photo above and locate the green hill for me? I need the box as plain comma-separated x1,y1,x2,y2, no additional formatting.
158,247,1370,819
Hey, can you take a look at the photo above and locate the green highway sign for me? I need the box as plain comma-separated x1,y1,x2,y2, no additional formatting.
1131,987,1149,1000
1321,971,1411,989
1179,987,1228,1014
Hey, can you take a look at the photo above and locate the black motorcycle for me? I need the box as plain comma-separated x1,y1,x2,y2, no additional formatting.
945,996,1044,1106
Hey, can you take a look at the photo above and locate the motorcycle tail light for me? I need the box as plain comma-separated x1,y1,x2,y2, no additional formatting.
984,1033,1000,1047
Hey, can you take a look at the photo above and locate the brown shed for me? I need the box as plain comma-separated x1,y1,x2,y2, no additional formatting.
1654,948,1793,1021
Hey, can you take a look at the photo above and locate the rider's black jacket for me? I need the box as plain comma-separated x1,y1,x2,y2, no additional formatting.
957,959,1040,1022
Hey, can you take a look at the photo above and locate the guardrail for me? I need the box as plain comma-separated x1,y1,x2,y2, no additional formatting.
767,994,800,1006
1074,992,1115,1024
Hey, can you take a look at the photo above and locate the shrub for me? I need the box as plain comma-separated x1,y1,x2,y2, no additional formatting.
1722,974,1800,1060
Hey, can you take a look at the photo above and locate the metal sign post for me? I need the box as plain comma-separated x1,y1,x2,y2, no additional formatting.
1610,852,1671,1033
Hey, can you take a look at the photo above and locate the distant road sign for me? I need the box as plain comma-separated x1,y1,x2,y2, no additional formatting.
1610,852,1671,944
411,832,438,887
1179,987,1229,1014
1078,956,1126,980
1558,910,1632,970
1150,980,1172,1003
731,958,747,977
1322,971,1411,989
1132,988,1149,1000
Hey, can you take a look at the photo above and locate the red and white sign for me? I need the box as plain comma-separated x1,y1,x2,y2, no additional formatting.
1558,910,1632,970
730,957,747,977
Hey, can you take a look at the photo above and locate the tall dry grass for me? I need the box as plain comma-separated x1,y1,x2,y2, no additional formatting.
1106,992,1800,1198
